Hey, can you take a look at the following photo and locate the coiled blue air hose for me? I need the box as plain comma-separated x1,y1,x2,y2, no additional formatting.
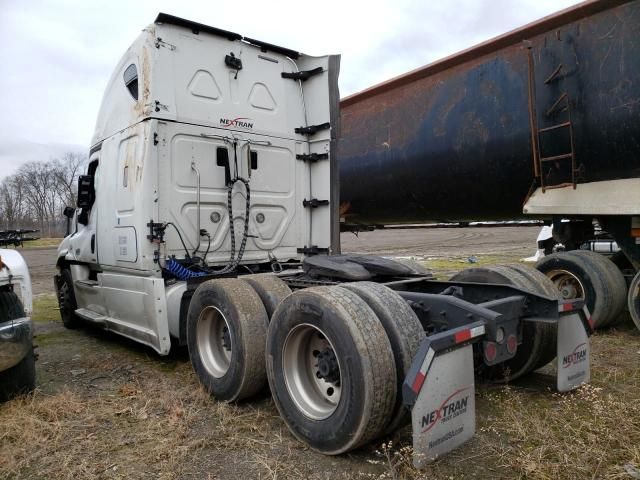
165,258,207,280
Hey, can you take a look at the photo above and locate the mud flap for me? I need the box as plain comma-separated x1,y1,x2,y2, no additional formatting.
556,302,592,392
403,323,484,468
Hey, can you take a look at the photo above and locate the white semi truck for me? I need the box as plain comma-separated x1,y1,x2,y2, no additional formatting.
55,14,592,465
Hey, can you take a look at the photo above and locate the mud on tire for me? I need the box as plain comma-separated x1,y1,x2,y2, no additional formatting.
187,278,269,402
341,281,424,435
266,286,396,454
242,273,292,320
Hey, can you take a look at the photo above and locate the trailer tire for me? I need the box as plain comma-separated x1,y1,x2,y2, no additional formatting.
187,278,269,402
450,266,547,381
628,271,640,332
342,281,424,434
56,269,81,329
566,250,627,326
536,252,617,328
266,286,396,454
500,264,559,370
242,273,292,320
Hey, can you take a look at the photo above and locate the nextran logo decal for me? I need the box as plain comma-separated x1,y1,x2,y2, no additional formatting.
421,387,470,433
220,117,254,129
563,343,587,368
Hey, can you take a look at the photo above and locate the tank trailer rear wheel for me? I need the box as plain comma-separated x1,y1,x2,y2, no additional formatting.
629,271,640,332
187,278,269,402
449,265,553,382
341,281,424,435
242,273,292,320
536,251,623,328
266,286,396,454
566,250,627,326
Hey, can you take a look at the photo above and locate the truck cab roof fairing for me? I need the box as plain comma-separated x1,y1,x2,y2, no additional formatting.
91,13,308,148
154,13,301,59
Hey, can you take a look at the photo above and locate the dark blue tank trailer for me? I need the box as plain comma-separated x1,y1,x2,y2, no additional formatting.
338,0,640,330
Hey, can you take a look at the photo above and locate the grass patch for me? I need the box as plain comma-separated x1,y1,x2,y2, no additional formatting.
32,294,60,323
0,379,215,479
418,254,518,279
18,238,62,249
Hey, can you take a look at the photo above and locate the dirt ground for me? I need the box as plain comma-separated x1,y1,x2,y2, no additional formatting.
2,228,640,479
341,225,538,259
16,246,58,296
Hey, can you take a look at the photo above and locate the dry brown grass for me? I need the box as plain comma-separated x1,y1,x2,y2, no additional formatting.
0,375,214,479
361,326,640,480
2,261,639,479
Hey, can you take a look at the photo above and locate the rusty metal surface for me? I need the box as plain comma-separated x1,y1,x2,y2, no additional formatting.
339,0,640,225
341,0,632,108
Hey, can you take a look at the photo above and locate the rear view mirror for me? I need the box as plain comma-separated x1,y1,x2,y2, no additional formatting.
63,206,76,237
77,175,95,209
63,206,76,219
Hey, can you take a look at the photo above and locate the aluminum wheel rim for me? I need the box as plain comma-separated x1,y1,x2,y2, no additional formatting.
196,306,232,378
546,269,585,300
282,324,342,420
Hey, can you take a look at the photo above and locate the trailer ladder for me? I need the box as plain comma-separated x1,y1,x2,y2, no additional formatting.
527,48,578,193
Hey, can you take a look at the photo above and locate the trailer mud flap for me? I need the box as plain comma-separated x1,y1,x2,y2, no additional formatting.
403,323,484,467
556,304,592,392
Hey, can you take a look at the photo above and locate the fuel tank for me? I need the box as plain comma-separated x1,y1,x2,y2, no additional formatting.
338,0,640,226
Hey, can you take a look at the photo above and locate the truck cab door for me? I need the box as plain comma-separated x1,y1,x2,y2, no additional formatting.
68,156,100,265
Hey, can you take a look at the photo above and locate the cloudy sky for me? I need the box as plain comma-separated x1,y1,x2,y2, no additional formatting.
0,0,582,178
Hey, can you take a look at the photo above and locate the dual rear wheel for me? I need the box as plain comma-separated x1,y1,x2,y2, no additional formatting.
187,275,423,454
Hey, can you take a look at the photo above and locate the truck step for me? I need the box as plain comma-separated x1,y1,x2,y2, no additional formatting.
75,279,99,288
75,308,107,324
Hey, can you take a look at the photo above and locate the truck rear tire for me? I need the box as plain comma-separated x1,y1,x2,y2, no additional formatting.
342,281,424,435
628,271,640,332
500,264,559,370
0,291,36,401
242,273,292,320
266,286,396,454
56,269,82,329
391,258,434,277
187,278,269,402
450,266,549,381
536,251,619,328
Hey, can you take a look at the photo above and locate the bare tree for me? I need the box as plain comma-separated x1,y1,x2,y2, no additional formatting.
0,176,27,230
52,152,86,208
1,151,86,236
